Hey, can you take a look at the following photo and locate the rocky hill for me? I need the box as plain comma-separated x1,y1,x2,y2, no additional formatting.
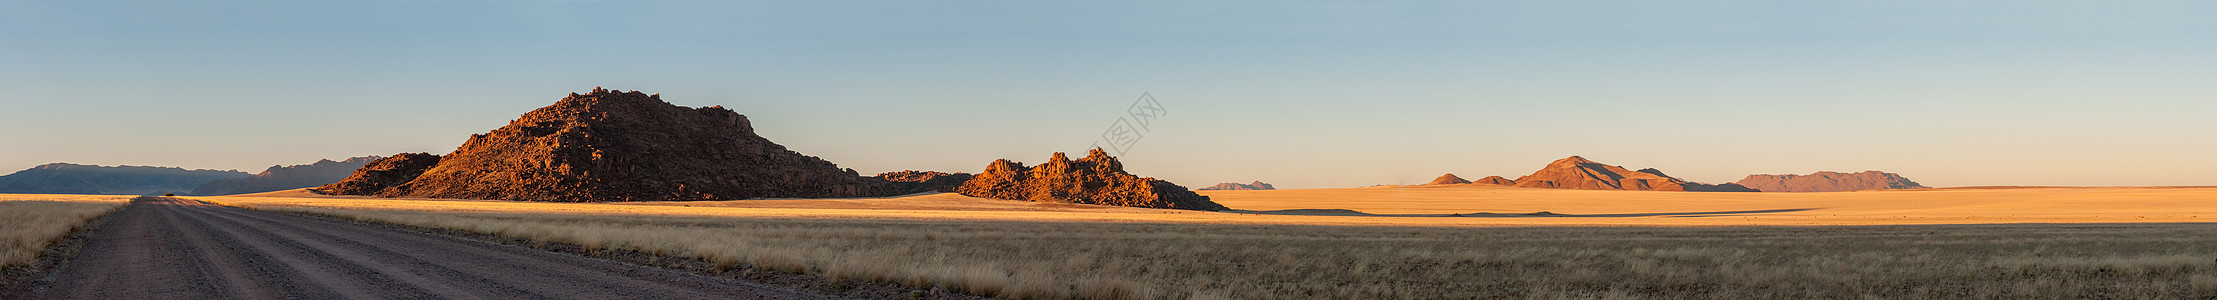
1474,176,1516,185
1513,156,1755,192
190,156,380,195
1198,181,1275,190
314,88,898,201
1734,171,1927,192
1427,173,1472,185
955,149,1226,210
0,163,247,195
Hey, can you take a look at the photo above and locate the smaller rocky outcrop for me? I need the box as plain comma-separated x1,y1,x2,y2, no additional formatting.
1473,176,1516,185
1428,173,1473,185
875,170,973,194
955,149,1225,211
311,153,441,196
1198,181,1275,190
1733,171,1926,192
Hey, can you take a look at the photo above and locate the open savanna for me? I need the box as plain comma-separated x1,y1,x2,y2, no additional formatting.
207,187,2217,299
1,194,130,267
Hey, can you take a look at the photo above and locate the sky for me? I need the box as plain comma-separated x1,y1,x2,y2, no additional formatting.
2,1,2212,188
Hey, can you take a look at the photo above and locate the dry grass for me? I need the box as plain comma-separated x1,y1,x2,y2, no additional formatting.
1200,185,2217,225
0,195,131,267
229,203,2216,299
206,188,2217,299
225,186,2217,226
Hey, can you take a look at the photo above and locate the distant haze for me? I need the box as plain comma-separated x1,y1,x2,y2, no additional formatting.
3,1,2213,189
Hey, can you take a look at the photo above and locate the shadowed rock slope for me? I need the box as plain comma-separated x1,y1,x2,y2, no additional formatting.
191,156,381,195
314,88,897,202
874,170,973,194
1513,156,1756,192
1474,176,1516,185
1198,181,1276,190
1734,171,1927,192
0,163,247,195
312,153,442,196
956,149,1226,210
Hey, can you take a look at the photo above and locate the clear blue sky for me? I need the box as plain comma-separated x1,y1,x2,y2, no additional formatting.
4,1,2212,188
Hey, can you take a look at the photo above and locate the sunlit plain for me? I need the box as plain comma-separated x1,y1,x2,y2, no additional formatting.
185,187,2217,299
218,185,2217,227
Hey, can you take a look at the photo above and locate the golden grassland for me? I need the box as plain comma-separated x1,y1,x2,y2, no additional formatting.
196,187,2217,299
1203,185,2217,225
223,185,2217,227
1,195,131,267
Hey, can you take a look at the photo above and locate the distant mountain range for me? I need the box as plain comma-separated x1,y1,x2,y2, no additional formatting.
1734,171,1927,192
0,156,382,196
0,163,247,195
190,156,382,195
1431,156,1757,192
1424,157,1929,193
1427,174,1514,186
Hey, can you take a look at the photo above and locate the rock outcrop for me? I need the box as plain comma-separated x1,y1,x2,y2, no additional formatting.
0,163,247,195
1474,176,1516,185
875,170,973,194
1427,173,1472,185
313,88,898,202
1512,156,1756,192
1733,171,1926,192
191,156,381,195
955,149,1226,210
1197,181,1275,190
311,153,442,196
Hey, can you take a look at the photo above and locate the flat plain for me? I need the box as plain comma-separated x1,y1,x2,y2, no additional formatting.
189,186,2217,299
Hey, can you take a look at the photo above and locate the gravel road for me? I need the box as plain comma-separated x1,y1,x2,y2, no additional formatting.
39,197,830,299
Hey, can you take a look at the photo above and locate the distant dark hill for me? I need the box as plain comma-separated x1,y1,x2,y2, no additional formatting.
190,156,381,196
1513,156,1756,192
0,163,247,195
1198,181,1276,190
875,170,973,194
1734,171,1927,192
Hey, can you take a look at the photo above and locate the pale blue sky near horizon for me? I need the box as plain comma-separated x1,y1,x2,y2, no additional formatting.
3,1,2212,188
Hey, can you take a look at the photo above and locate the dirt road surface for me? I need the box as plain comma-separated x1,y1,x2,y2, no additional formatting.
39,197,831,299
